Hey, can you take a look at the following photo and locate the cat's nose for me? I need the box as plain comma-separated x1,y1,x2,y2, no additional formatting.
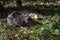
28,17,32,21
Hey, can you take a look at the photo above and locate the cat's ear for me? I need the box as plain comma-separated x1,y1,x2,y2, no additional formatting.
16,12,22,15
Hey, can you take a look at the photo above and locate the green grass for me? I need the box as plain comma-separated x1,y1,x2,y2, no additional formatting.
0,14,60,40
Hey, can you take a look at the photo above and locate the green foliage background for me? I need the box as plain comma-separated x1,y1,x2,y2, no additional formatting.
0,0,60,40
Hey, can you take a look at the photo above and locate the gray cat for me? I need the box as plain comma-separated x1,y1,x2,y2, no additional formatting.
7,11,29,26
